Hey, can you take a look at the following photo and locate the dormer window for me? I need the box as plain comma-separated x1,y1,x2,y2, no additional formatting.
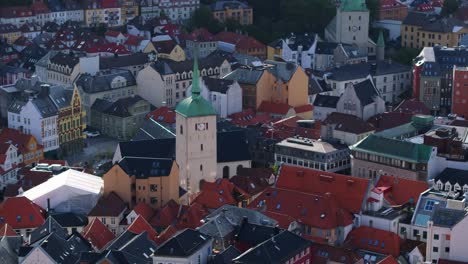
445,183,451,191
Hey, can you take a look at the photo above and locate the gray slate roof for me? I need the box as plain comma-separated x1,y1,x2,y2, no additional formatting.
91,95,146,118
100,53,150,69
313,94,340,108
118,157,173,178
432,207,467,228
264,60,298,81
434,168,468,187
203,77,234,94
352,79,380,107
76,69,136,94
155,229,211,257
223,68,264,85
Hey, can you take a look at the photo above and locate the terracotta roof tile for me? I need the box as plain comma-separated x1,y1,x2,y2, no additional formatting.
132,202,155,222
344,226,402,257
215,31,265,50
176,202,209,229
82,217,115,250
150,199,184,228
258,101,291,115
88,192,126,217
0,197,46,229
0,223,18,237
276,165,369,213
311,244,362,264
191,179,250,209
394,99,430,115
378,255,400,264
294,104,313,113
373,175,428,206
146,107,176,123
155,225,178,244
127,215,159,243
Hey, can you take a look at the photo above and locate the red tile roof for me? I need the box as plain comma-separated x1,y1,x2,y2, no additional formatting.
124,35,144,46
294,104,313,113
88,192,126,217
153,39,178,54
155,225,178,244
192,179,250,209
127,215,159,243
258,101,291,115
345,226,402,257
105,31,122,37
176,202,209,229
311,244,362,264
394,99,430,115
276,165,369,213
0,223,18,237
215,31,265,50
230,168,274,196
0,197,45,229
0,6,33,18
249,187,354,229
132,202,155,222
378,255,400,264
4,168,52,197
82,217,115,250
367,112,413,132
380,0,406,9
146,107,176,124
101,0,120,8
373,175,428,206
229,109,272,127
183,28,215,42
323,112,375,134
0,128,41,155
150,199,184,228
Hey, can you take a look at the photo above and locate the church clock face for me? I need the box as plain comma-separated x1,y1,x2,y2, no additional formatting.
352,26,358,32
196,122,207,131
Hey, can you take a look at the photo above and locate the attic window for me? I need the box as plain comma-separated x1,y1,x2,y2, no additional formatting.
0,217,4,223
275,203,281,210
16,216,22,222
320,213,325,219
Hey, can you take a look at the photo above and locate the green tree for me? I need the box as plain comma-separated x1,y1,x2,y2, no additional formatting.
391,47,421,65
441,0,459,16
189,5,223,33
366,0,379,22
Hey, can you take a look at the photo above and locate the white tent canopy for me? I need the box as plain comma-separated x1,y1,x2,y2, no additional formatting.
19,169,104,214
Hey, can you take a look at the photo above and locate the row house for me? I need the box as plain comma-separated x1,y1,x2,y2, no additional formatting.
224,61,309,110
215,31,267,59
401,12,468,49
0,6,35,28
46,0,84,25
186,77,242,118
75,68,138,125
0,24,21,45
377,0,408,21
0,143,21,189
413,46,468,115
211,0,253,25
268,33,318,69
153,39,186,62
0,128,44,166
44,52,81,86
99,52,151,77
274,136,351,173
325,61,412,104
321,112,375,145
87,192,127,235
103,157,180,210
183,28,218,59
8,83,85,153
137,54,231,108
249,165,369,246
19,22,41,40
159,0,200,24
84,0,122,27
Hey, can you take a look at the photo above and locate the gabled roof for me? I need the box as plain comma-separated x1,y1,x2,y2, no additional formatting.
233,230,311,264
351,79,380,107
117,138,176,161
374,175,429,206
146,106,176,124
344,226,402,257
175,202,209,230
93,92,145,116
378,255,400,264
313,94,340,108
150,199,184,228
215,31,265,50
155,228,211,257
0,197,45,229
434,168,468,187
29,216,68,244
230,168,273,196
99,53,150,69
276,165,369,213
127,215,159,243
81,218,115,250
217,130,251,162
192,179,249,209
202,76,234,94
50,212,88,228
132,202,155,222
264,60,298,81
155,225,178,245
311,243,362,264
76,69,136,94
223,67,264,85
0,128,42,155
394,99,430,115
213,246,241,264
351,134,434,163
88,192,126,217
323,112,375,134
0,224,17,237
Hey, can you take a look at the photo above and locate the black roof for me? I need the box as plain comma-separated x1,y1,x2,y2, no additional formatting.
432,207,467,228
76,69,136,94
118,157,173,178
155,229,211,257
202,77,234,94
29,232,91,264
434,168,468,186
315,42,352,55
152,55,227,77
105,231,138,251
49,52,79,69
217,130,251,162
232,230,311,264
118,138,176,160
235,222,279,246
132,118,176,141
118,231,157,261
403,12,438,26
213,245,241,264
100,53,150,69
92,95,147,118
313,94,340,108
0,236,22,264
49,86,73,109
352,79,380,106
50,212,88,228
29,217,68,244
309,77,329,95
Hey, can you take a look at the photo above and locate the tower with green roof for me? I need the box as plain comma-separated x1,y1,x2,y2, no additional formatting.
175,47,217,203
376,30,385,61
325,0,370,54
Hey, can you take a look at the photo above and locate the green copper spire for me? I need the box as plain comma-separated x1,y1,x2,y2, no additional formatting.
340,0,368,12
175,42,216,118
377,30,385,47
191,49,201,98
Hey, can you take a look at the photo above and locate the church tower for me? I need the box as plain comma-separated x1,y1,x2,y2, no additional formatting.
175,50,217,203
376,31,385,61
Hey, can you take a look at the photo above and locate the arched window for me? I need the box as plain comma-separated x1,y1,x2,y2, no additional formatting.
200,164,203,171
236,165,243,174
223,166,230,179
180,125,183,135
200,144,203,151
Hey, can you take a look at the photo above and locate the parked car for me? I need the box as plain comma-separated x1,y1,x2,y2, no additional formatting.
84,131,100,138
